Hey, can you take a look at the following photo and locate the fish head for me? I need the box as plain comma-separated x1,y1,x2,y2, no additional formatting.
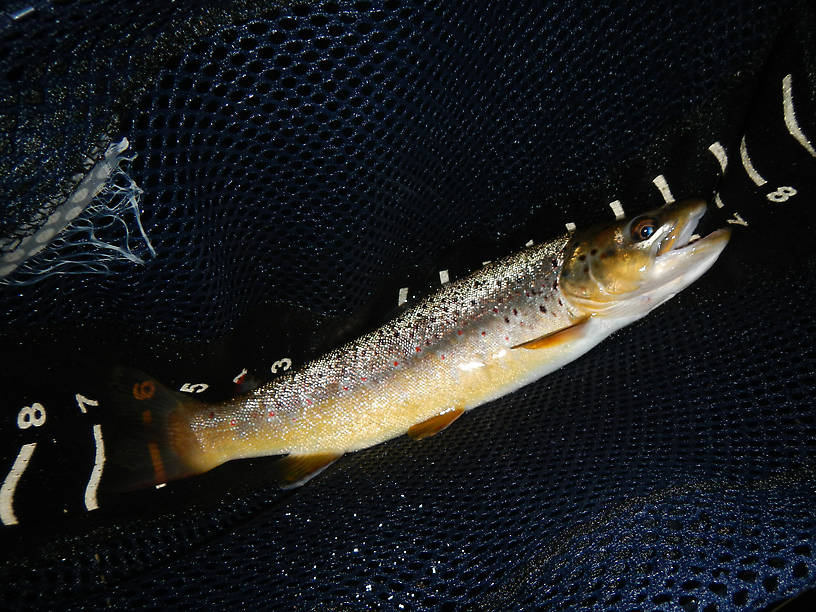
560,199,731,319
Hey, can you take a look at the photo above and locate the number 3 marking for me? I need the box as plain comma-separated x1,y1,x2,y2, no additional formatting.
17,404,46,429
271,358,292,374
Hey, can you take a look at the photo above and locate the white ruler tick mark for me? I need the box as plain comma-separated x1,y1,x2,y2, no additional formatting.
708,142,728,173
608,200,625,220
782,74,816,158
740,136,767,186
652,175,675,204
1,443,36,525
714,193,726,209
84,425,105,511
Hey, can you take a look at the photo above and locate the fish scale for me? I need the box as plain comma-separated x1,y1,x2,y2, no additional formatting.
190,234,574,461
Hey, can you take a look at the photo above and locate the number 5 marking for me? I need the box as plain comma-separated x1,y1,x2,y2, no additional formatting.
180,383,209,394
271,358,292,374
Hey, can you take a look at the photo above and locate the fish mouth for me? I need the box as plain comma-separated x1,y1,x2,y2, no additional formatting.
645,200,731,300
655,200,731,261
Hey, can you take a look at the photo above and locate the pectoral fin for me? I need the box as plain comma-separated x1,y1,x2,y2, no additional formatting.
512,316,590,350
408,407,465,440
273,452,343,489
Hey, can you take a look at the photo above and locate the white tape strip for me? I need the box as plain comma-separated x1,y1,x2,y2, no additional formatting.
1,443,36,526
608,200,625,220
652,175,675,204
707,142,728,173
782,74,816,158
740,136,767,186
84,425,105,512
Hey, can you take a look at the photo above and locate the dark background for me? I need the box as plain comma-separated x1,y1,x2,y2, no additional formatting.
0,1,814,609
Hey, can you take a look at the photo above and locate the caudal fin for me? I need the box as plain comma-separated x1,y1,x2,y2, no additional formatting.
102,367,209,490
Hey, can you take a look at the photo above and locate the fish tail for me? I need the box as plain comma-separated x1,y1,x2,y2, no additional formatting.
102,366,210,490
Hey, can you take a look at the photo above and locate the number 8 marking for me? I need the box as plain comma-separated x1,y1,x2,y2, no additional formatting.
766,186,797,203
17,403,46,429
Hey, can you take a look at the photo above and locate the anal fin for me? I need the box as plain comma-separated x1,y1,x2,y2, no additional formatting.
408,407,464,440
512,316,590,350
273,452,342,489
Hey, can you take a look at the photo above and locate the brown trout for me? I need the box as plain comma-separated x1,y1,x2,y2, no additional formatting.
107,199,730,490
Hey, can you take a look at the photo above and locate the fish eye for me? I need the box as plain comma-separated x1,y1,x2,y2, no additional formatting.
630,217,658,242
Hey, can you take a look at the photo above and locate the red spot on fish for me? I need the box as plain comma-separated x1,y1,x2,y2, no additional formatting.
481,331,486,336
209,412,214,419
505,336,509,341
268,411,275,417
415,347,421,352
493,308,499,314
306,399,312,405
513,308,518,316
393,361,399,366
457,330,463,335
230,419,236,426
361,377,367,381
441,355,446,360
235,374,246,385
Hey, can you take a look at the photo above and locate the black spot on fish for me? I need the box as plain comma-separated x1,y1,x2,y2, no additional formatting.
583,265,589,274
578,254,586,261
552,280,558,290
504,316,510,323
512,308,518,316
590,249,598,256
539,305,547,313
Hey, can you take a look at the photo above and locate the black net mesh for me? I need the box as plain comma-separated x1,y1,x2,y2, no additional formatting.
1,0,815,610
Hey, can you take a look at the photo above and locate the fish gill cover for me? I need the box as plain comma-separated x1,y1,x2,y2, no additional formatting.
0,0,815,610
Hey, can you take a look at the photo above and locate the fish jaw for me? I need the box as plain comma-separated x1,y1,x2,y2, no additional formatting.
642,226,731,310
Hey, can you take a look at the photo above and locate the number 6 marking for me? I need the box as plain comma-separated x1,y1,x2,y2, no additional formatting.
17,404,46,429
271,358,292,374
